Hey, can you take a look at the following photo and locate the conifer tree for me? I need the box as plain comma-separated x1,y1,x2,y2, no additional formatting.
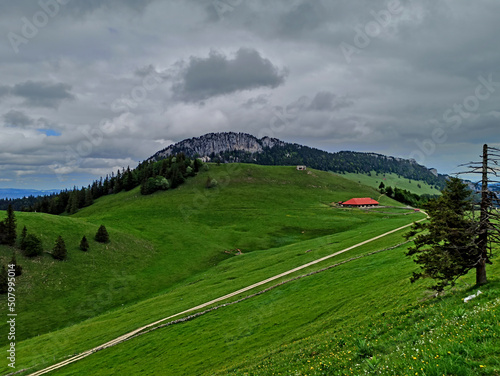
95,225,110,243
405,177,479,291
80,235,90,252
84,188,94,207
19,226,28,251
52,236,67,260
5,204,16,247
23,234,43,258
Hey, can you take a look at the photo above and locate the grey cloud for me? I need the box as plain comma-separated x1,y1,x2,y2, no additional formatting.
277,1,327,37
3,110,33,127
242,94,270,109
0,86,10,97
10,81,74,108
173,48,288,102
287,92,354,113
308,92,354,111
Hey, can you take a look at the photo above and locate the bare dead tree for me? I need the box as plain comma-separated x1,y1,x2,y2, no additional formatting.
459,144,500,285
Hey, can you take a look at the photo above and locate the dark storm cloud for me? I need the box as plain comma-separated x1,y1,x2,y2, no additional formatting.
6,81,75,108
3,110,33,127
172,48,288,102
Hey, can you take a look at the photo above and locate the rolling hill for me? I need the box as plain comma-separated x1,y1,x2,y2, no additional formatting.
0,164,497,375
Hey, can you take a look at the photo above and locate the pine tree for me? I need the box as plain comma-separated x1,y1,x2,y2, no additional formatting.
95,225,110,243
84,188,94,207
19,226,28,251
52,236,67,260
405,177,479,291
5,204,16,247
80,235,90,252
114,170,123,193
385,186,394,197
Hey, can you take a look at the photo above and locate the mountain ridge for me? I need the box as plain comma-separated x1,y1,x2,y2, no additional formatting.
149,132,448,188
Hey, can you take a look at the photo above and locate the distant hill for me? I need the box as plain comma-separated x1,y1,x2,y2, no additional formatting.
149,132,448,189
0,188,60,200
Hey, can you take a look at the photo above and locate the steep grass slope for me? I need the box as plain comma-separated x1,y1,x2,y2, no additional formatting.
38,235,499,375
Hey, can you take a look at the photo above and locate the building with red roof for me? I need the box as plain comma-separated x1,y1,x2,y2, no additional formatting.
340,198,379,208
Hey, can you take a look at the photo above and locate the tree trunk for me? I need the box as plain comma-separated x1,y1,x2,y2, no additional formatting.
476,259,488,285
476,143,489,285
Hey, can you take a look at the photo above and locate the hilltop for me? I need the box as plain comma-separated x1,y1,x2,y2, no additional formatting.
149,132,448,189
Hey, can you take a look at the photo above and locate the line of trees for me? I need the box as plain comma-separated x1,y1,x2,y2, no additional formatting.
0,153,203,214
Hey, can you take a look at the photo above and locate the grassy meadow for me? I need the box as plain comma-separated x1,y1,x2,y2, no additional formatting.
1,163,496,375
340,171,441,196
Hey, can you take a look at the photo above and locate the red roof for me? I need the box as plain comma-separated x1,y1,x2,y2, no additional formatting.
342,198,379,206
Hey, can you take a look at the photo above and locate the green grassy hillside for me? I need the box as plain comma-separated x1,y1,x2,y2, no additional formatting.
24,235,500,376
340,171,441,196
0,165,417,366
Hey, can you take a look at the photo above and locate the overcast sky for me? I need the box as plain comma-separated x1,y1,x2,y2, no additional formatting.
1,0,499,189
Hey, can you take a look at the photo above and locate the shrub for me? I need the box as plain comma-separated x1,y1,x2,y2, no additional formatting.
205,176,218,189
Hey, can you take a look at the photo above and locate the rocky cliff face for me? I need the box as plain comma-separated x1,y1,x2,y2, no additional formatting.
150,132,285,161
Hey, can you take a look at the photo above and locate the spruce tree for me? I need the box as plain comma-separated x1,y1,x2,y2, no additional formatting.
19,226,28,251
5,204,16,247
52,236,67,260
23,234,43,258
95,225,110,243
405,177,479,291
80,235,90,252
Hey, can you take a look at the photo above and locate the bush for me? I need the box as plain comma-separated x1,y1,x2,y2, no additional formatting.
205,176,218,189
95,225,110,243
141,176,170,195
52,236,67,260
22,234,43,257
